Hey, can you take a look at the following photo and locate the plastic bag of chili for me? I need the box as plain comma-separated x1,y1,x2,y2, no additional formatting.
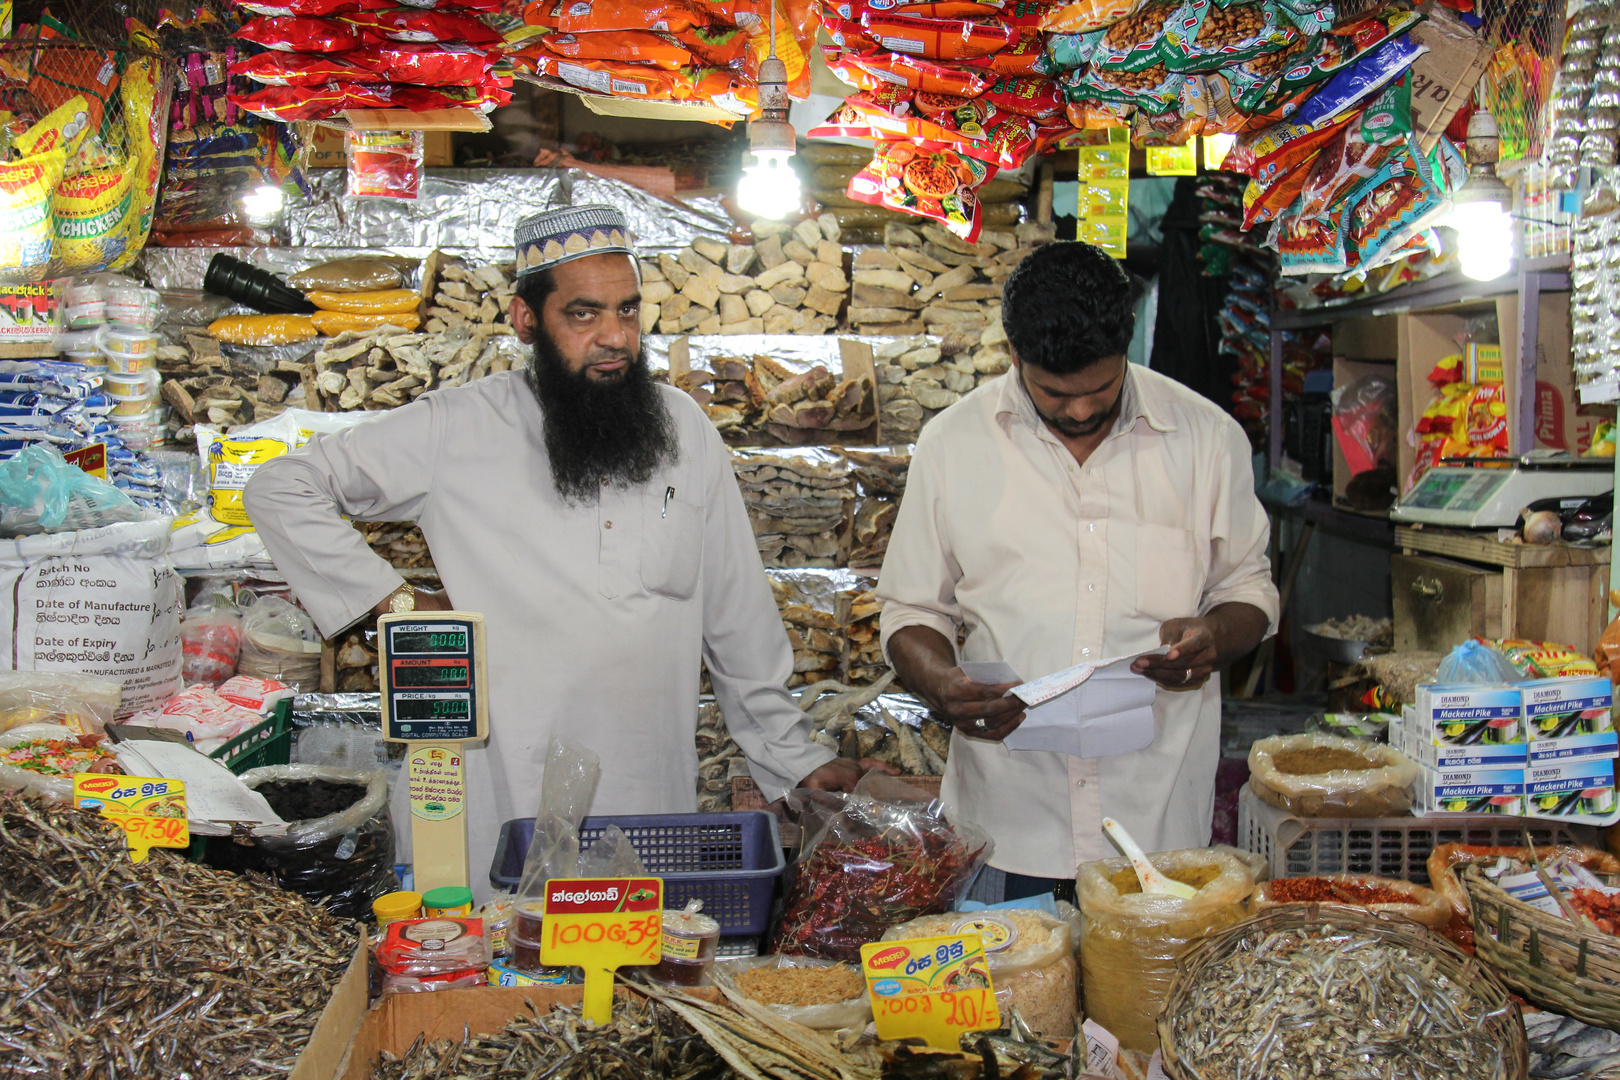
771,775,993,961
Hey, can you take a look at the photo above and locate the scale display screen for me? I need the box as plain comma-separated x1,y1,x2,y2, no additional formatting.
381,617,485,743
1404,470,1508,512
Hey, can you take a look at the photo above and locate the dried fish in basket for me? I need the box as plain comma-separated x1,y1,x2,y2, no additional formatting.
0,796,360,1080
1157,905,1529,1080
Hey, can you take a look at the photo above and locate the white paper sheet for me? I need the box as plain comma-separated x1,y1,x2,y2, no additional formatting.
113,741,288,837
960,649,1168,759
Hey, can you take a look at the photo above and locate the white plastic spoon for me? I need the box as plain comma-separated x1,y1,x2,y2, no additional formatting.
1103,816,1197,899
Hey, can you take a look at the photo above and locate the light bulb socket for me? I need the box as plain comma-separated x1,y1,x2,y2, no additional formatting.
747,117,795,155
1465,108,1500,167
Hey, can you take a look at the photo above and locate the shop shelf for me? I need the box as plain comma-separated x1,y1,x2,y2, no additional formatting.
1238,784,1590,886
491,811,784,938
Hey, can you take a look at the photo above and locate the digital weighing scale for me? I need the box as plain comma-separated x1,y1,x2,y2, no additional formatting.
378,611,489,895
1390,456,1614,529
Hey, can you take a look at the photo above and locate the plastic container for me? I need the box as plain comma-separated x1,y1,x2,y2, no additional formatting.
104,368,160,398
99,327,159,359
374,890,423,927
422,885,474,917
105,351,156,375
508,898,546,971
490,812,784,937
104,285,162,330
63,348,105,368
64,281,105,329
108,410,163,450
649,907,720,986
1236,784,1587,885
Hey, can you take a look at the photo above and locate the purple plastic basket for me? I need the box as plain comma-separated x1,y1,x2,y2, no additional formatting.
490,811,783,937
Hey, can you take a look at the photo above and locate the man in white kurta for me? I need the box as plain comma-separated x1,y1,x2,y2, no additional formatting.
244,206,857,900
878,241,1278,898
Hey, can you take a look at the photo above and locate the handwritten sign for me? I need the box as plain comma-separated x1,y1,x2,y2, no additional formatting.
860,934,999,1051
541,877,663,1024
73,774,190,863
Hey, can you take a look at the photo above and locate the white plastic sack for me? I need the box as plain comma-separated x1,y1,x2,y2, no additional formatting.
0,518,182,716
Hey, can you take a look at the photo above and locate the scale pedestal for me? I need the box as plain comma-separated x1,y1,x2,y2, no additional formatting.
378,611,489,893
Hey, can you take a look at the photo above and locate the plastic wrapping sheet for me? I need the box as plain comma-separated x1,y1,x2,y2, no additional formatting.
646,334,918,376
568,172,733,257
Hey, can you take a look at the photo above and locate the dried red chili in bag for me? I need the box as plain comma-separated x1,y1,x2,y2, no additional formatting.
230,52,370,87
861,13,1019,60
340,8,503,46
771,778,993,961
347,43,493,85
234,15,364,52
825,47,995,97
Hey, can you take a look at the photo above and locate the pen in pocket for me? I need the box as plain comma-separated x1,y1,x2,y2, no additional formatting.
663,486,675,517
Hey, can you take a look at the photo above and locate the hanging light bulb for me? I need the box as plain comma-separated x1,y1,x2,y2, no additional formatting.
241,183,284,223
1445,109,1514,282
736,3,800,219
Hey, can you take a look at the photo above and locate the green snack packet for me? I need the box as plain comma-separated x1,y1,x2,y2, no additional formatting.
1158,0,1299,74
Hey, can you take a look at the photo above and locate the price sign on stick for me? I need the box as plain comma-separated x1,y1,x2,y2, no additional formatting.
72,774,190,864
541,877,663,1024
860,934,1000,1051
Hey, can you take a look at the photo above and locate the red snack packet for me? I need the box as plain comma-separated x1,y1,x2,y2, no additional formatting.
392,78,511,111
823,14,880,49
920,111,1040,168
347,43,493,85
861,14,1018,60
828,0,1003,17
228,81,394,121
958,28,1045,74
230,52,370,87
234,16,364,52
526,0,720,32
848,139,990,241
676,25,750,67
824,47,996,97
339,8,503,46
981,74,1061,117
537,29,692,69
238,0,390,16
811,87,998,143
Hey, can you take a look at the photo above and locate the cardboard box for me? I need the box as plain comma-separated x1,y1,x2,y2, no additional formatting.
1520,674,1615,740
1410,8,1497,153
1525,758,1618,820
1531,290,1611,455
330,983,720,1080
287,941,372,1080
1413,684,1524,747
1417,763,1526,815
1528,731,1620,765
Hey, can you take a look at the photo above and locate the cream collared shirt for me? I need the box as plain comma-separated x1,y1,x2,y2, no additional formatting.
877,365,1278,878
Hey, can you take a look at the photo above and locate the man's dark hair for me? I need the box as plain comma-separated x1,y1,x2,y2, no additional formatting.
1001,241,1141,375
514,267,557,317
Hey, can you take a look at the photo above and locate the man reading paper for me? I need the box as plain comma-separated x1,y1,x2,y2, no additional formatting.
877,241,1278,902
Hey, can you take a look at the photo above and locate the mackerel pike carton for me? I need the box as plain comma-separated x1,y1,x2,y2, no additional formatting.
1527,731,1620,765
1413,684,1524,747
1524,758,1619,825
1521,674,1615,741
1416,764,1525,816
1395,707,1527,769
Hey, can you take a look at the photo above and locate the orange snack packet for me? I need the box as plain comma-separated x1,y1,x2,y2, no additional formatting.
539,29,692,69
525,53,684,98
824,47,996,97
861,14,1018,60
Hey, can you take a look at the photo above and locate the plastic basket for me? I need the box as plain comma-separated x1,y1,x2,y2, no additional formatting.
491,811,784,937
208,698,292,775
1237,784,1589,885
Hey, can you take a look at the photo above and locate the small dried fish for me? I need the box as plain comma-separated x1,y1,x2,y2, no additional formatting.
0,796,359,1080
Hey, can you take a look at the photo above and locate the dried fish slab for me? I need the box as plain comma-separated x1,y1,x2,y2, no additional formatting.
0,797,360,1080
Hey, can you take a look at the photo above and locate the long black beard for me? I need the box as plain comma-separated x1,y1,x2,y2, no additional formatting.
524,334,678,504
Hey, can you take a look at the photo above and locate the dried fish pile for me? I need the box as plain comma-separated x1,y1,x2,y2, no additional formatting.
421,259,515,336
696,698,750,814
1525,1012,1620,1079
681,355,877,447
769,570,862,686
844,590,886,686
0,797,360,1080
1163,918,1521,1080
735,450,854,569
160,332,306,430
359,520,434,569
335,630,380,692
369,996,736,1080
842,448,909,568
642,217,845,340
306,326,526,411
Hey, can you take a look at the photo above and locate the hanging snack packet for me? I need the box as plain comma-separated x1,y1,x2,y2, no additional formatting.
1341,137,1445,269
812,87,998,142
239,0,391,15
860,14,1020,60
1295,32,1427,127
347,43,494,85
848,140,991,240
346,130,423,199
830,0,1004,17
983,74,1064,116
1068,62,1185,114
526,54,683,100
1270,0,1334,34
825,47,996,96
340,7,503,45
230,52,371,86
537,29,692,68
959,28,1049,73
921,112,1041,167
1159,0,1297,73
1272,6,1424,97
1220,39,1300,110
1091,0,1178,71
823,14,880,49
540,0,718,32
1274,213,1350,274
235,16,365,51
677,25,750,67
1044,30,1102,69
1039,0,1152,33
1294,75,1411,219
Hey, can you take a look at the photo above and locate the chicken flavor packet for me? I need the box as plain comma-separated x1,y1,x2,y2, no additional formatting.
848,140,991,240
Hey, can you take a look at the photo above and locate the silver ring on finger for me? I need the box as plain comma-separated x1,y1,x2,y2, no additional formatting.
1184,669,1193,684
973,718,988,732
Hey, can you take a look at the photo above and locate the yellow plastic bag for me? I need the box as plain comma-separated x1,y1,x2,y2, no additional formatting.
119,50,166,264
208,314,318,346
310,310,421,335
204,433,293,527
306,289,420,315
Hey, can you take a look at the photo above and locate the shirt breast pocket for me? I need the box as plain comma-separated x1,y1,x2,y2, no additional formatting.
641,491,703,600
1134,523,1204,623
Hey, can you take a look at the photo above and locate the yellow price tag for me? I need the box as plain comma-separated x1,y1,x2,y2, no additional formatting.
73,774,189,863
540,877,663,1024
1146,146,1196,176
860,934,1000,1051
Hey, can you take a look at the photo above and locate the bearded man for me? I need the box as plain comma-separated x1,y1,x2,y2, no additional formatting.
245,206,869,900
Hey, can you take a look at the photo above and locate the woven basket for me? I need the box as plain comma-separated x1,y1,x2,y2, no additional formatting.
1462,862,1620,1032
1158,905,1528,1080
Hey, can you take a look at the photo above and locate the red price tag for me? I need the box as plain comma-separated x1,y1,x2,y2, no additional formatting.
860,934,1000,1050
